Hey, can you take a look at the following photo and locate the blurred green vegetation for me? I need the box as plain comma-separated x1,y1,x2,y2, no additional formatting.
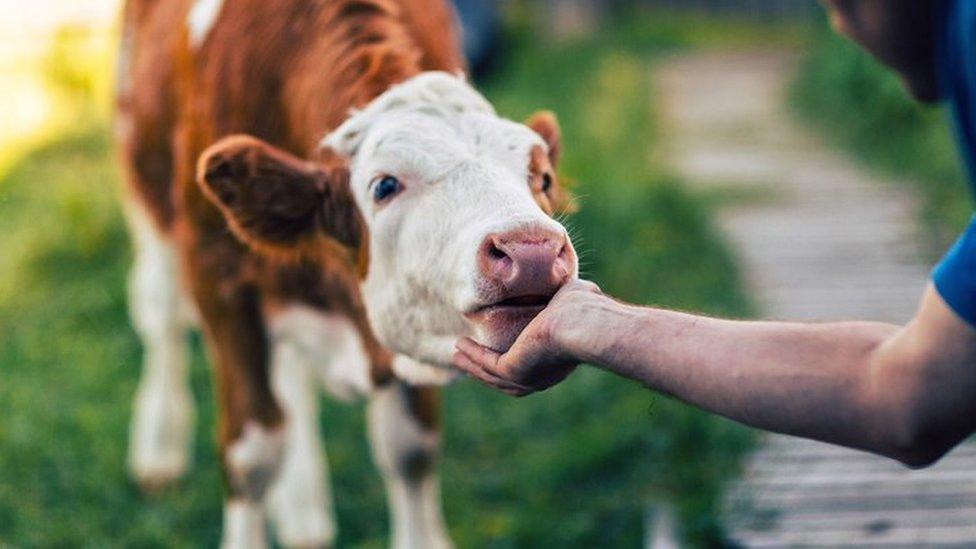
0,11,760,548
791,23,971,254
42,26,109,105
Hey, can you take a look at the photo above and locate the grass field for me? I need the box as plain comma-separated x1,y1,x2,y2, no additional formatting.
0,12,757,547
791,23,972,255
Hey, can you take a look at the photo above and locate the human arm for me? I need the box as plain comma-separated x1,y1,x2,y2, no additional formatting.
454,281,976,468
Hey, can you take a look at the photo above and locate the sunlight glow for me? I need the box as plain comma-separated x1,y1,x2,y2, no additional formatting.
0,0,122,174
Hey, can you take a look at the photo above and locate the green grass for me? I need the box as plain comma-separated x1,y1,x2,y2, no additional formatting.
791,24,972,255
0,15,755,548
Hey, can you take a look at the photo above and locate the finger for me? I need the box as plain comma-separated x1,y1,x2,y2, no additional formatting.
453,350,532,396
451,349,488,379
576,279,602,294
453,352,529,396
455,337,503,370
455,337,531,386
453,349,525,390
457,335,560,386
564,278,601,295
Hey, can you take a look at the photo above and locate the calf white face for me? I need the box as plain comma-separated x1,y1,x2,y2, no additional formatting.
198,72,577,368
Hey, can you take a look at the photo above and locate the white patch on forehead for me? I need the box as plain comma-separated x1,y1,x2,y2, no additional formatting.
322,71,548,219
369,111,543,178
321,71,497,157
457,113,546,178
186,0,225,49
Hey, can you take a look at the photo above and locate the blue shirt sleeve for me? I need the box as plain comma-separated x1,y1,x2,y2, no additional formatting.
934,1,976,325
934,215,976,324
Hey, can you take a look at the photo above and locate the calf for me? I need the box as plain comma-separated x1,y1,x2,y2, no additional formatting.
116,0,577,547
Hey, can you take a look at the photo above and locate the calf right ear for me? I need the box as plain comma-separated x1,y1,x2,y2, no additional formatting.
197,135,364,259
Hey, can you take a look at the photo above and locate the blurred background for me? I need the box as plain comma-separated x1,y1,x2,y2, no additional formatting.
1,0,972,547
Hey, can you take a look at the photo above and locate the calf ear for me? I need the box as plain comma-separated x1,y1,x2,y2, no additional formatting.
526,110,562,167
197,135,363,258
526,112,576,214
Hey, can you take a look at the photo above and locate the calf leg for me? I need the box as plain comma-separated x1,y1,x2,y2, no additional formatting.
125,204,194,490
265,338,337,548
190,272,284,549
368,382,451,549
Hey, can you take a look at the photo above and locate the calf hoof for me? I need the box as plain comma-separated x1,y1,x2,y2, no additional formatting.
222,500,269,549
268,503,335,549
131,464,184,494
128,384,195,492
128,432,190,493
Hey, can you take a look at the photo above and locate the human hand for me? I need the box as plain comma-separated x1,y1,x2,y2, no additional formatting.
453,279,605,396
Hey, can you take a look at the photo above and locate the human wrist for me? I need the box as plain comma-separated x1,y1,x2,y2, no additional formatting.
555,294,646,366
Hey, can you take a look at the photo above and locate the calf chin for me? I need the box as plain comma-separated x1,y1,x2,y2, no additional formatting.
474,315,537,353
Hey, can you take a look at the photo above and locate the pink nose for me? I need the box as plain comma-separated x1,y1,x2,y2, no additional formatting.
478,229,574,296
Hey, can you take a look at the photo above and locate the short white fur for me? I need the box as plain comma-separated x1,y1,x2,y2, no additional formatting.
225,421,284,498
125,201,195,488
265,326,338,547
222,499,267,549
186,0,225,48
267,306,373,401
368,384,451,549
221,422,283,548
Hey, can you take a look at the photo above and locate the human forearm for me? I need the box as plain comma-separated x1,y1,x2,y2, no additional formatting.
567,301,905,451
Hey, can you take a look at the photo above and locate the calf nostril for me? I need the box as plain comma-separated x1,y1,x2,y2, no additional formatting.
488,241,508,261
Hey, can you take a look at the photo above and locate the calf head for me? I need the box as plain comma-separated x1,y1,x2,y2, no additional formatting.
198,72,578,368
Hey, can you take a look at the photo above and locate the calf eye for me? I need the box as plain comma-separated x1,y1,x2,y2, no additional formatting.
541,173,553,193
372,175,402,203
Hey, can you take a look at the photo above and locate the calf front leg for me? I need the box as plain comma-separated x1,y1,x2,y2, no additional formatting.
125,203,195,490
264,336,337,548
263,306,381,548
193,278,284,549
368,382,451,549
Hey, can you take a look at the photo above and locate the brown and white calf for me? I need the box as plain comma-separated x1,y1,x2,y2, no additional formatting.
116,0,577,546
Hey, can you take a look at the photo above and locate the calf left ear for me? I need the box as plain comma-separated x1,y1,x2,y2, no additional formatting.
197,135,363,259
526,110,562,167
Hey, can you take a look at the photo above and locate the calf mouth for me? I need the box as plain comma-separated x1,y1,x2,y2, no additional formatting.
464,293,554,332
493,294,552,308
462,292,557,351
467,293,553,316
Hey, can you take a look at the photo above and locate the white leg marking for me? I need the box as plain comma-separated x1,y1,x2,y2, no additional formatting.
187,0,226,48
265,339,337,548
226,421,285,499
221,422,283,549
125,203,195,489
368,384,452,549
222,499,268,549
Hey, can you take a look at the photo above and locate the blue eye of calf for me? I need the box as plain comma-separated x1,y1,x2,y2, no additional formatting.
373,176,402,203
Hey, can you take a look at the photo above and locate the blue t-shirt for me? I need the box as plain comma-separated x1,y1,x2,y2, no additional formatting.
932,0,976,325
